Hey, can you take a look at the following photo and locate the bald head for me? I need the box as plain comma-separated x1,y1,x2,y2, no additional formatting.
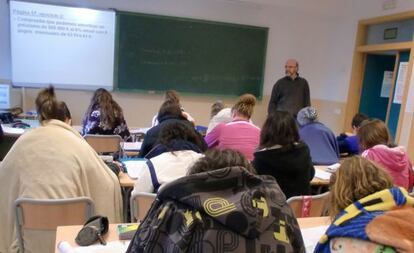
285,59,299,78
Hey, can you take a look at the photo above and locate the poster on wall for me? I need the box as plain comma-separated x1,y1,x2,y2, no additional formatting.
0,84,10,109
393,62,409,104
380,71,393,98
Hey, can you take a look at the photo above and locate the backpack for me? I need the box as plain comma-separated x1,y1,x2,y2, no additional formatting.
126,166,305,253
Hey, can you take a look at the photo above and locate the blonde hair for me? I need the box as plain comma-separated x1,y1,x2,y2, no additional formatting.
232,94,256,119
329,156,393,218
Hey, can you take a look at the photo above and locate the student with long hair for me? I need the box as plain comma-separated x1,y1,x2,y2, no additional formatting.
358,119,413,191
151,90,195,127
140,99,206,158
315,156,414,252
253,111,314,199
127,149,305,253
82,88,131,141
205,94,260,160
132,121,203,194
0,86,122,253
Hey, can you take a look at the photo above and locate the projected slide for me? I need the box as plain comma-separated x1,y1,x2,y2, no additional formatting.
10,1,115,90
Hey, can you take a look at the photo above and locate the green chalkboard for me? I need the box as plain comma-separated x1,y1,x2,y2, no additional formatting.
115,11,268,98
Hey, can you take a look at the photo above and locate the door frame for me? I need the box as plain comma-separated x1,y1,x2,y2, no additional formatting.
344,10,414,144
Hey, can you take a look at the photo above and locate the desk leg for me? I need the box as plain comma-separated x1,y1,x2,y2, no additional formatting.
122,186,133,223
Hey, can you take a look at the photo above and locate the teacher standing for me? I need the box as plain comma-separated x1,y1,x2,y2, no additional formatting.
268,59,310,117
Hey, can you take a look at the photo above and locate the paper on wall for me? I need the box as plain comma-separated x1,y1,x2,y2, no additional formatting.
380,71,393,98
393,62,409,104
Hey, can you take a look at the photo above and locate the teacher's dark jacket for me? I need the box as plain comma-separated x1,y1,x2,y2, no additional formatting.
139,115,207,158
252,142,315,199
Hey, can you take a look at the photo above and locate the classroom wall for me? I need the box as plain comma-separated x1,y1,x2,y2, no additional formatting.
0,0,413,133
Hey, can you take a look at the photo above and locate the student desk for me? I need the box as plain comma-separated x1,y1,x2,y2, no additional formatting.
54,223,129,253
55,217,331,253
119,172,135,187
311,166,331,186
297,216,330,229
119,167,331,188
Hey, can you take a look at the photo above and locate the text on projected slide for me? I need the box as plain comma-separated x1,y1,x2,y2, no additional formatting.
13,9,109,39
10,1,115,90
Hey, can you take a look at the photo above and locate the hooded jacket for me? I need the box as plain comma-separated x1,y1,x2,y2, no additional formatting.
127,166,305,253
362,144,414,191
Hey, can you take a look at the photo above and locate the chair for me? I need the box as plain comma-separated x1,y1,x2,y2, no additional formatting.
131,132,145,142
287,191,330,218
84,134,123,155
130,192,156,222
14,197,94,253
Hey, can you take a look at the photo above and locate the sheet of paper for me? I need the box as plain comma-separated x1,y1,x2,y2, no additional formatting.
393,62,409,104
122,142,142,151
1,125,25,135
58,241,130,253
314,169,332,180
301,225,329,253
122,159,147,179
380,71,393,98
326,163,341,172
129,127,149,134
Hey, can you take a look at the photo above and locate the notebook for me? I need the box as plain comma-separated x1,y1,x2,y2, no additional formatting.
314,169,332,180
117,223,139,240
121,159,147,179
122,142,142,151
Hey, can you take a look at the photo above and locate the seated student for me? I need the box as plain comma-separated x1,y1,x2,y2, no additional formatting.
315,156,414,253
82,88,131,141
127,149,305,253
151,90,195,127
297,107,339,165
132,121,203,194
336,113,368,155
205,94,260,161
58,101,72,125
140,99,207,158
206,100,233,134
253,111,315,199
358,119,413,191
0,86,122,253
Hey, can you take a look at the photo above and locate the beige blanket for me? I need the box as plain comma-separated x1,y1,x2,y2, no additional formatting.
0,120,123,253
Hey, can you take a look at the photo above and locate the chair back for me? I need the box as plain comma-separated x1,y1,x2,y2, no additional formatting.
287,191,329,218
84,134,122,154
130,192,156,222
132,132,146,142
14,197,94,252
